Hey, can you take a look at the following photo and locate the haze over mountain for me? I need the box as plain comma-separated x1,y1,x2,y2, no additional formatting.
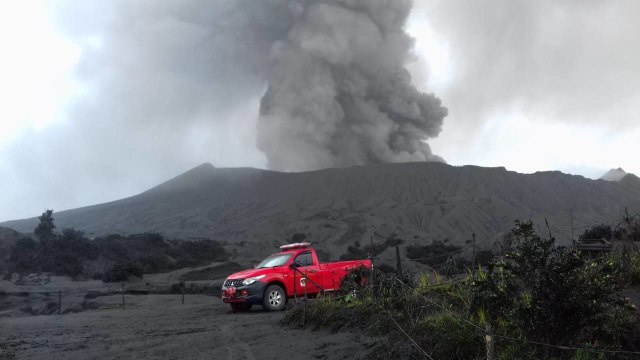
600,168,630,182
2,163,639,260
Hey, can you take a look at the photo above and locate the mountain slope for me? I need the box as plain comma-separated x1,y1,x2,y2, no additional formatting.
600,168,629,182
3,162,640,259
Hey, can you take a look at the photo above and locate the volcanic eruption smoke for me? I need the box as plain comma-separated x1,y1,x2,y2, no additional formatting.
50,0,447,173
256,0,448,171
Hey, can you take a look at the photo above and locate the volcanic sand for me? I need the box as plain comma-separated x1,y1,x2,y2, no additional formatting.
0,293,369,359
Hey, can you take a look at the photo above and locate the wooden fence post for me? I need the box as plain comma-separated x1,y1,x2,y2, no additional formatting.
370,235,375,303
293,268,297,304
181,281,185,305
395,246,402,275
486,322,495,360
570,209,575,244
626,207,636,244
303,268,308,326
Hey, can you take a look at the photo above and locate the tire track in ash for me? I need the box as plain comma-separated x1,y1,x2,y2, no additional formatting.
217,318,256,360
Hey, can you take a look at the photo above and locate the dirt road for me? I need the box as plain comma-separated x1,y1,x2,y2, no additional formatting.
0,294,369,359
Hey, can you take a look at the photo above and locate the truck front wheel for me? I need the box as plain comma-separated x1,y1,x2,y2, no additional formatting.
262,284,286,311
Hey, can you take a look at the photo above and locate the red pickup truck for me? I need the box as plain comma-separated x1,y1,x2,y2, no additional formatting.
221,243,371,312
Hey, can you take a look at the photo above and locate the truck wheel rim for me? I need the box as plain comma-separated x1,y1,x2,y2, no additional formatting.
269,290,282,307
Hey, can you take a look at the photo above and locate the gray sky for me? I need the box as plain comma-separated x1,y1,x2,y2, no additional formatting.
1,0,639,222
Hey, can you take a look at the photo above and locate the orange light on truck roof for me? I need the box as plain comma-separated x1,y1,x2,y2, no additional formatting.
279,242,311,250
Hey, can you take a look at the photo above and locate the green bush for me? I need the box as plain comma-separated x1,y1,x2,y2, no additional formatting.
411,313,482,359
285,221,640,359
628,251,640,285
284,266,478,358
283,295,386,332
471,220,636,358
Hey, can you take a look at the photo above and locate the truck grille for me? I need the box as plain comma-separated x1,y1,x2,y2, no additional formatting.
224,279,244,287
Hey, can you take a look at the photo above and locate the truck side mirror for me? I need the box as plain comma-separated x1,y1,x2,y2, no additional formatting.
290,262,299,268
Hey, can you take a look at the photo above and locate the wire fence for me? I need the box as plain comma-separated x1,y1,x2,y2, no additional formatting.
388,315,433,360
292,210,640,359
2,279,217,316
8,210,640,357
393,277,640,358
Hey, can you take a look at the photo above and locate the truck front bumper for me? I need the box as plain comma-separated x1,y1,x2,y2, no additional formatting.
221,282,265,304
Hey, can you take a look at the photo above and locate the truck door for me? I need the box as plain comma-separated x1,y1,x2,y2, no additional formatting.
292,251,323,295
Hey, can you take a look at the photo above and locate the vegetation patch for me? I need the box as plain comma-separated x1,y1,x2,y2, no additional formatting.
6,210,229,282
339,236,403,261
179,261,243,281
285,220,640,359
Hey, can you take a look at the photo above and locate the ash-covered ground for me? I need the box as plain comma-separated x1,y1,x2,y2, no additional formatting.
0,267,369,360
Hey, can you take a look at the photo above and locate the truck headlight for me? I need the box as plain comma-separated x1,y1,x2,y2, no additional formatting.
242,274,265,286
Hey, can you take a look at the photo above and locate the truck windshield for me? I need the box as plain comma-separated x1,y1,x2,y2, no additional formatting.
256,254,293,268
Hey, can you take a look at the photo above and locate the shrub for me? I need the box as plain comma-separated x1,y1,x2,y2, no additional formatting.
286,221,640,359
376,263,396,273
7,222,230,279
339,241,367,261
7,237,38,274
471,220,636,358
409,313,482,360
102,262,144,283
339,237,404,261
34,209,55,241
283,295,385,332
139,253,171,273
177,240,227,266
632,253,640,285
290,233,307,243
45,252,84,278
406,240,466,273
580,224,613,241
475,249,495,266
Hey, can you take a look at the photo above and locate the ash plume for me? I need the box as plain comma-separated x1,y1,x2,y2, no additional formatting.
257,0,448,171
50,0,447,173
2,0,449,220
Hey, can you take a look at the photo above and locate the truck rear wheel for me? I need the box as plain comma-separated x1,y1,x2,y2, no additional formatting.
262,284,286,311
230,303,252,313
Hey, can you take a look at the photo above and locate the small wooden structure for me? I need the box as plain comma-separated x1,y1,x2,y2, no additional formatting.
576,238,612,255
577,238,638,255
